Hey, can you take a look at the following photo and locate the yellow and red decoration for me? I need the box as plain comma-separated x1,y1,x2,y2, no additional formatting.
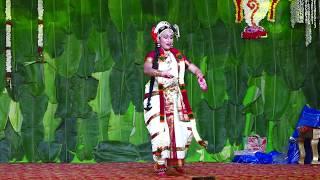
267,0,280,22
233,0,280,39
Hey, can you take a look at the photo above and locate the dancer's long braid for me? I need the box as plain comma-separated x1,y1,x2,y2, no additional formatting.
144,43,160,111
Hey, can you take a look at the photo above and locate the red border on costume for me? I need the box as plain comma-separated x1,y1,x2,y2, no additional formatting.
159,84,165,123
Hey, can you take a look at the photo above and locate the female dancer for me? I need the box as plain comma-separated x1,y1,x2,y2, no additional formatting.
143,21,207,176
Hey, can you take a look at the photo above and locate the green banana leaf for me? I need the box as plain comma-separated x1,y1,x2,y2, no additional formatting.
110,68,131,114
12,17,37,64
55,75,98,119
108,103,134,142
245,77,264,116
243,40,268,77
87,30,114,72
37,141,62,162
55,118,77,162
182,31,206,60
12,0,37,20
94,141,140,162
197,100,226,153
129,111,149,145
44,0,68,58
41,102,61,163
135,142,153,161
90,0,110,32
225,62,249,105
251,114,269,137
243,85,260,108
265,1,290,36
0,91,11,140
44,21,67,58
225,102,245,145
167,0,180,23
193,0,218,28
89,71,112,142
19,64,45,96
106,24,122,65
217,0,234,25
44,53,57,103
302,63,320,109
108,0,142,32
140,0,168,24
134,31,148,65
204,69,227,109
279,42,307,90
264,73,290,120
76,112,99,161
167,0,201,33
76,41,96,77
0,0,4,20
12,16,45,96
186,70,204,111
70,0,92,40
186,140,216,162
19,86,48,162
204,21,231,68
5,122,24,162
242,85,261,136
55,34,82,78
125,64,144,112
0,139,10,162
43,103,61,142
8,100,23,135
284,90,307,126
272,91,305,151
301,41,320,108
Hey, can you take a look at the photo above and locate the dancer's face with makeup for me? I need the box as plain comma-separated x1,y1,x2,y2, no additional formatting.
159,30,174,51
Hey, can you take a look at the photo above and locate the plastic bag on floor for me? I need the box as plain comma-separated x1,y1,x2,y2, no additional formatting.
287,137,299,164
232,151,287,164
232,154,259,164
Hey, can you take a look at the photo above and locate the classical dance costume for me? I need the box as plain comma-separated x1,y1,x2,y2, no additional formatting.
144,21,206,175
144,48,205,173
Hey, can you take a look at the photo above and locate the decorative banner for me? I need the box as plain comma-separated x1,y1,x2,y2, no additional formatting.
290,0,318,46
5,0,12,88
234,0,280,39
38,0,44,62
24,0,45,67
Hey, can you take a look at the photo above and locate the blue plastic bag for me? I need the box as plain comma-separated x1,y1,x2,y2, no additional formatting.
287,138,299,164
232,154,259,164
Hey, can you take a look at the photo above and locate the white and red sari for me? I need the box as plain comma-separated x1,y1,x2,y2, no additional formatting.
144,48,199,167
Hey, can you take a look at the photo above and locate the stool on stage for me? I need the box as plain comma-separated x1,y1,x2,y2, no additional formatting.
298,127,320,164
296,106,320,164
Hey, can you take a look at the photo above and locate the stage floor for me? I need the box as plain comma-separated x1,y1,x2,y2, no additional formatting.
0,162,319,179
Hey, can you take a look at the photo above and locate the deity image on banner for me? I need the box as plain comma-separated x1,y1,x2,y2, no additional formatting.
234,0,280,39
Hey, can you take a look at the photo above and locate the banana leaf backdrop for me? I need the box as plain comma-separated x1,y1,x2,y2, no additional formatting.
0,0,319,163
